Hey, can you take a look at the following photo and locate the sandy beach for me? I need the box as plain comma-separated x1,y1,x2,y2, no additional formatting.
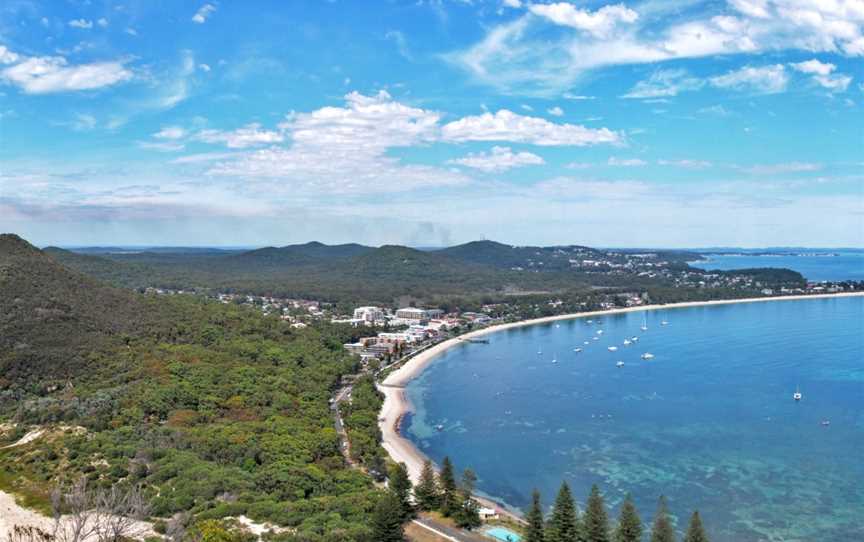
377,291,864,496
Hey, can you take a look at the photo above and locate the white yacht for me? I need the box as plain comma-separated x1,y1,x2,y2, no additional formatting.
608,346,618,352
552,353,558,364
616,361,625,368
574,347,583,353
596,329,604,335
623,339,632,346
793,386,803,401
640,314,648,332
641,353,655,360
661,320,669,326
631,336,639,342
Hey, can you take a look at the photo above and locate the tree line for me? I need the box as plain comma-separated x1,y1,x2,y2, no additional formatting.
371,458,711,542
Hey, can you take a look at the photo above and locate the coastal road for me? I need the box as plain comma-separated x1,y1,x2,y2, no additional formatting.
411,516,491,542
331,382,357,468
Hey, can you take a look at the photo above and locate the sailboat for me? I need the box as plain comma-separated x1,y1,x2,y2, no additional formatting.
640,313,648,332
608,346,618,352
537,347,542,355
616,361,625,368
552,353,558,364
793,386,802,401
641,352,655,360
623,339,631,346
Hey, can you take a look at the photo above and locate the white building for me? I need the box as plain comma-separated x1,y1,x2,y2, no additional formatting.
395,307,444,322
353,306,385,322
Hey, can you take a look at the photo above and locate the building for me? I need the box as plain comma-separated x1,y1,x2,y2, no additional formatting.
478,507,499,520
395,307,444,322
353,306,385,323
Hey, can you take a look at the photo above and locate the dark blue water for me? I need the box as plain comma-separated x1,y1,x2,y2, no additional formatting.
405,297,864,542
691,252,864,281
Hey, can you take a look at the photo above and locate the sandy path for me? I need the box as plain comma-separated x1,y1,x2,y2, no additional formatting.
378,292,864,511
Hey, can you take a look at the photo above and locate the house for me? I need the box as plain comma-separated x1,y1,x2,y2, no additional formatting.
478,507,499,520
395,307,444,322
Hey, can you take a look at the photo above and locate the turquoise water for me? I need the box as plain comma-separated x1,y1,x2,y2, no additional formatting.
404,297,864,542
691,252,864,281
485,527,522,541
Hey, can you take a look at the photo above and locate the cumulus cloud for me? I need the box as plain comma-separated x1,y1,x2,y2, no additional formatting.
547,106,564,116
622,69,705,98
68,19,93,29
440,109,621,146
791,59,852,91
448,146,545,172
154,126,187,140
709,64,789,94
657,159,712,169
608,157,647,167
192,4,216,24
196,123,284,148
0,49,132,94
451,0,864,95
528,3,638,38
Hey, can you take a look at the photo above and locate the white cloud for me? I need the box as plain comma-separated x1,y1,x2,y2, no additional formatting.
744,162,822,174
385,30,412,60
97,18,108,28
452,0,864,95
528,3,638,38
441,109,621,146
562,93,595,100
790,58,835,76
448,146,545,172
0,46,20,65
502,0,522,8
698,104,731,116
709,64,789,93
68,19,93,29
791,59,852,91
657,159,712,169
622,69,704,98
198,63,211,72
125,27,138,36
196,123,284,148
206,91,465,194
138,141,185,152
608,156,647,167
154,126,187,140
547,106,564,116
0,52,132,94
192,3,216,24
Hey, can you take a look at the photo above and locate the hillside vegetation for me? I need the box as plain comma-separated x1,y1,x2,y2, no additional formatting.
1,235,384,541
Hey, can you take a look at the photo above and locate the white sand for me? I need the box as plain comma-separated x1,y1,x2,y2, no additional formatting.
0,491,53,541
378,292,864,487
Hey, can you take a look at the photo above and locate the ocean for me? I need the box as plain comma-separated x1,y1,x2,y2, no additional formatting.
690,251,864,282
403,296,864,542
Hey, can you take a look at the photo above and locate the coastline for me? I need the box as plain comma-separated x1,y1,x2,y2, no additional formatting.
377,291,864,513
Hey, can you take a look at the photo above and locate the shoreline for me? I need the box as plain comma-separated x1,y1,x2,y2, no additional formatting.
377,291,864,515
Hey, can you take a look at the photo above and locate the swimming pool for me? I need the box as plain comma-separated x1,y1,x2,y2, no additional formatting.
485,526,522,542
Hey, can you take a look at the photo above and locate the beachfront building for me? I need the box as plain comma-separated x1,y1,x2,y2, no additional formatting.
394,307,444,324
353,306,386,323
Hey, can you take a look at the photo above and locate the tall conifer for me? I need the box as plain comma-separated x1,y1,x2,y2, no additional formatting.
650,496,676,542
525,489,546,542
613,494,642,542
547,482,580,542
583,485,610,542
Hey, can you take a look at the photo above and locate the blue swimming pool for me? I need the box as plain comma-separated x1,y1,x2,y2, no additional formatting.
485,526,522,542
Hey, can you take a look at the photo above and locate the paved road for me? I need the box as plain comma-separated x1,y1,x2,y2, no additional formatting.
412,517,490,542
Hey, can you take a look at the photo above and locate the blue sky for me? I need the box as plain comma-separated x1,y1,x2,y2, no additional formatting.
1,0,862,248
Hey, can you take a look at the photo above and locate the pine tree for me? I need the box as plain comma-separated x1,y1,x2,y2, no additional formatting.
453,495,483,530
371,492,406,542
613,494,642,542
414,459,441,511
583,485,610,542
389,462,414,521
649,496,676,542
439,456,458,516
525,489,545,542
547,481,580,542
461,468,477,495
683,511,708,542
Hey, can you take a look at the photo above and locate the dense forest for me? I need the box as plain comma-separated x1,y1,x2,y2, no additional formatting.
43,240,803,307
1,235,384,540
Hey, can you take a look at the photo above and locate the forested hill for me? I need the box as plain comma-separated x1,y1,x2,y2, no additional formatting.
0,234,385,540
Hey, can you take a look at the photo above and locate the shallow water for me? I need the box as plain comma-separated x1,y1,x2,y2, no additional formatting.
404,297,864,542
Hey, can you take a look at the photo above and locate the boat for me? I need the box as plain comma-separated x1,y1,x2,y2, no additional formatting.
593,337,599,341
640,313,648,332
587,319,593,324
623,339,631,346
631,336,639,342
597,329,604,335
552,353,558,363
435,424,444,431
537,347,542,355
641,353,655,360
583,341,589,345
821,420,831,426
608,346,618,352
616,361,625,367
661,320,669,326
793,386,802,401
574,347,583,353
